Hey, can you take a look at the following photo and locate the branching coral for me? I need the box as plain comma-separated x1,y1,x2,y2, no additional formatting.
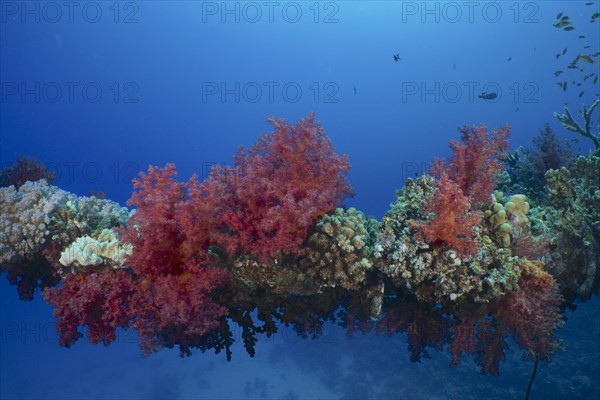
554,99,599,150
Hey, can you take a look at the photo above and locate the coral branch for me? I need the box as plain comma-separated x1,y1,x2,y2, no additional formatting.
554,100,600,149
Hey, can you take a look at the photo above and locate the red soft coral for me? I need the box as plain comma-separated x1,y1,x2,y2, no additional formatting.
43,269,134,347
494,259,563,362
413,159,482,257
121,164,229,354
0,155,57,188
124,164,187,276
412,124,510,256
446,124,510,207
202,112,352,262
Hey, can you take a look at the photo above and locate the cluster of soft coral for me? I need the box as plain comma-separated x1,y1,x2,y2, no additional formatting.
2,114,569,377
0,155,57,188
411,124,510,257
200,113,352,262
43,113,352,354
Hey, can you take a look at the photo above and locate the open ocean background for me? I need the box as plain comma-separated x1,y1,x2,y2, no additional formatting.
1,1,599,399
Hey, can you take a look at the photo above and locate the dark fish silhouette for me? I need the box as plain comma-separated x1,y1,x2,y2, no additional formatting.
515,108,519,112
557,12,563,19
563,47,567,55
564,26,575,31
585,2,593,5
578,55,594,64
393,53,401,62
554,19,571,28
592,12,600,22
353,85,357,95
507,57,512,61
578,35,586,39
579,91,585,98
478,92,497,100
557,81,568,91
554,70,564,77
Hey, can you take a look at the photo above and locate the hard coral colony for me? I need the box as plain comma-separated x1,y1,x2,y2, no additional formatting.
1,112,598,377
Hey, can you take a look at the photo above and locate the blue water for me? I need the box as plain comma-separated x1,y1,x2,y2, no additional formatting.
1,1,599,399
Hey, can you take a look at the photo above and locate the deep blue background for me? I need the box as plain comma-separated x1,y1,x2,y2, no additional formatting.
1,1,599,399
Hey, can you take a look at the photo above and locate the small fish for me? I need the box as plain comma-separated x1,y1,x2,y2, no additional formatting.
556,12,563,19
563,26,576,31
393,53,401,62
554,70,564,77
579,91,585,98
578,55,594,63
578,35,586,39
563,47,567,55
514,108,519,112
592,52,600,57
554,20,571,28
478,92,497,100
560,15,569,21
353,85,357,95
577,83,582,87
585,2,593,5
557,81,568,91
592,12,600,21
584,45,591,49
594,75,599,84
584,75,590,81
507,57,512,61
556,53,561,59
567,63,577,69
453,63,456,69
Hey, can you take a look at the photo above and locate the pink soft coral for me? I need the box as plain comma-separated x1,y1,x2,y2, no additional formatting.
123,164,229,354
201,112,352,262
446,124,510,207
43,270,134,347
412,124,510,256
412,159,482,257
